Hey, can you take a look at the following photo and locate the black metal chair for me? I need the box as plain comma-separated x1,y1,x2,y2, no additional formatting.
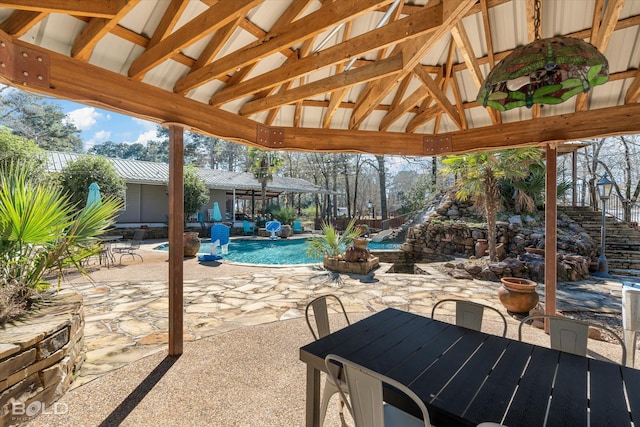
113,229,145,263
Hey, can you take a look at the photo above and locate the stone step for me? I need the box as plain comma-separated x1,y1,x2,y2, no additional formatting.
609,268,640,278
604,250,640,257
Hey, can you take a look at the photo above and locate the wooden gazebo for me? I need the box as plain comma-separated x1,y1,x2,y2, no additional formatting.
1,0,640,355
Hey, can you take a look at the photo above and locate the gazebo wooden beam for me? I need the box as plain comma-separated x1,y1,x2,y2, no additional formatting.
167,123,185,357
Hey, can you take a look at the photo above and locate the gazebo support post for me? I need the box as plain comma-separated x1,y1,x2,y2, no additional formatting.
168,123,185,356
545,143,558,332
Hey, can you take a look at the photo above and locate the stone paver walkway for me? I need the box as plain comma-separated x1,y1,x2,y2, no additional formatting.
60,256,627,388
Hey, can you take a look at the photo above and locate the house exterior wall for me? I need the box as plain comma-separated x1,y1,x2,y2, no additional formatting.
117,183,141,222
141,185,169,223
117,184,229,224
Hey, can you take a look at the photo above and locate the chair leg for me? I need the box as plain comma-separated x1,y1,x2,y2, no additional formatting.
320,378,341,427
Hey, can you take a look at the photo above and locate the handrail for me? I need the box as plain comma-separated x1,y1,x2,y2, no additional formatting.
607,195,640,225
381,211,415,230
560,193,640,225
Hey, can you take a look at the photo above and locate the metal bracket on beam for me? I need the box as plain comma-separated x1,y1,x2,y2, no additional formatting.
256,124,285,148
0,34,50,89
423,136,452,155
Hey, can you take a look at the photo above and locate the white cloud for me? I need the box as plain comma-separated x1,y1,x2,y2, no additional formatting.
123,129,161,145
122,118,162,145
84,129,111,151
65,107,102,130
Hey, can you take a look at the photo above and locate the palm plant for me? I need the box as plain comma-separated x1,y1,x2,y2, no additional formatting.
441,148,542,261
0,163,121,323
248,148,283,214
306,218,361,259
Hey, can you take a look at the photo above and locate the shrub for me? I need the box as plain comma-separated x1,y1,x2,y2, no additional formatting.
0,162,121,324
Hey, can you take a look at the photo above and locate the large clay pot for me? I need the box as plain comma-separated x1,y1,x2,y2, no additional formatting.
475,239,488,258
183,232,201,257
498,277,539,314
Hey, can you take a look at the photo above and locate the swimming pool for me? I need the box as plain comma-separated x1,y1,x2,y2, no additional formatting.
154,238,401,265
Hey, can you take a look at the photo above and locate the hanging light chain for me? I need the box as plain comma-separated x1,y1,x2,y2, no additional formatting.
534,0,541,40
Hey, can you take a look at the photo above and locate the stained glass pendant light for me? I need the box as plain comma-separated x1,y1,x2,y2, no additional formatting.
477,0,609,111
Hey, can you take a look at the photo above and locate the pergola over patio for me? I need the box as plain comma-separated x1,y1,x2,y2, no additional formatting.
1,0,640,355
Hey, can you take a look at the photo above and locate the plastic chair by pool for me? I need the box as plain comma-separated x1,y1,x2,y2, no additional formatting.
265,220,281,240
242,220,256,236
210,224,230,255
293,220,303,233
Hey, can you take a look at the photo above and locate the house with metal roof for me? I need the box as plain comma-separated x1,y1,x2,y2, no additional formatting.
47,151,322,227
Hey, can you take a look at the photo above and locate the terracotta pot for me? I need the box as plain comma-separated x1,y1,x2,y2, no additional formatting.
498,277,539,314
475,239,488,258
352,238,370,250
183,232,201,257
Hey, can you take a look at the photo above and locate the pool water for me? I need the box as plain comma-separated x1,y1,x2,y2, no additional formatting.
154,238,401,265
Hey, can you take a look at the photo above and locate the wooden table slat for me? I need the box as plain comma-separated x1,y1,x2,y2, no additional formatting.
435,335,510,417
545,352,588,427
464,340,533,424
503,346,558,427
622,366,640,425
358,317,451,374
589,359,630,426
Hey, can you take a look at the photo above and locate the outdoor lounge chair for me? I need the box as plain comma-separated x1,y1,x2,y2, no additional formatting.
112,229,145,263
242,220,255,236
265,220,281,240
518,313,626,364
210,223,230,255
431,299,508,337
293,220,303,233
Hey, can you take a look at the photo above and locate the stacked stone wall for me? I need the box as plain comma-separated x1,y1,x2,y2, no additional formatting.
0,293,84,426
397,194,598,282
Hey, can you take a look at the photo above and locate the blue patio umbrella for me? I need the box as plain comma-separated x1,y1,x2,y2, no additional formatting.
86,182,102,208
212,202,222,222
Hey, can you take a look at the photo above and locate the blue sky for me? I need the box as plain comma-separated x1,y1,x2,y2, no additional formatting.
54,99,163,151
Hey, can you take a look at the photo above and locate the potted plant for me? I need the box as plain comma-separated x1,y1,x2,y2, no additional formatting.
306,218,361,269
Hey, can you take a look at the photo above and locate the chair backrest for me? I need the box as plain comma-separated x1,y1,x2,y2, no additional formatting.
325,354,431,427
293,220,303,231
211,224,230,245
518,314,626,364
305,294,350,341
132,228,145,242
431,299,508,337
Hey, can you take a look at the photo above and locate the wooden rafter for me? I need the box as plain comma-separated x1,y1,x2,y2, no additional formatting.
174,0,393,95
128,0,261,79
71,0,140,61
147,0,190,50
350,0,476,130
625,68,640,104
239,55,404,116
3,0,127,18
0,9,45,36
414,65,462,129
575,0,625,112
208,3,442,106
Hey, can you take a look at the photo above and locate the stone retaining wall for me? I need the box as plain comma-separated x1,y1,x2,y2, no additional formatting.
0,293,84,426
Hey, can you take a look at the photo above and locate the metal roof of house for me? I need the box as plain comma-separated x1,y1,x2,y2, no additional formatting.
47,151,322,194
2,1,640,157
